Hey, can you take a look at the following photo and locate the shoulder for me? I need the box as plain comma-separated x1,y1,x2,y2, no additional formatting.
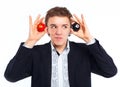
33,42,51,49
69,41,90,53
69,41,87,48
32,42,51,53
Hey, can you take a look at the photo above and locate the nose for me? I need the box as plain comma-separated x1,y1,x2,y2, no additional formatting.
55,28,62,35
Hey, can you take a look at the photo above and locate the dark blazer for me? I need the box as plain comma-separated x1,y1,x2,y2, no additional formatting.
4,40,117,87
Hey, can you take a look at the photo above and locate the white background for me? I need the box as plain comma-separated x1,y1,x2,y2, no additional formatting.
0,0,120,87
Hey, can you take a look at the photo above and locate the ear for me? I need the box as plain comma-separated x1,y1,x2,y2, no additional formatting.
68,28,72,36
46,28,50,36
70,28,74,33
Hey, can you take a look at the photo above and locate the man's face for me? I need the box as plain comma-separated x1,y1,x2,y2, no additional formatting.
47,16,71,46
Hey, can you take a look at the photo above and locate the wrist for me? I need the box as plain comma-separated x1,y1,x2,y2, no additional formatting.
24,39,37,48
83,36,94,43
86,38,96,45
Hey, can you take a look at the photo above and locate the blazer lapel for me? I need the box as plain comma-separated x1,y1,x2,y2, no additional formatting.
42,42,52,87
68,42,78,87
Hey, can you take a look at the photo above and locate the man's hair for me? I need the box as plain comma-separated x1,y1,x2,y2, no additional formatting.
45,6,72,26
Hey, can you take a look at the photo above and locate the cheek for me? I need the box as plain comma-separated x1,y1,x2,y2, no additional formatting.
47,28,52,34
47,29,55,36
65,30,71,36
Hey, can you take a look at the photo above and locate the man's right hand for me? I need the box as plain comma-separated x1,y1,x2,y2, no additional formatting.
24,15,47,48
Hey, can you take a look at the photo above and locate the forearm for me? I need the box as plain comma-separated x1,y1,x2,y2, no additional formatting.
24,39,38,48
4,43,33,82
87,39,117,77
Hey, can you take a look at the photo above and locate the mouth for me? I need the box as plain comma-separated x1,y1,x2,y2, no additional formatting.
55,37,63,40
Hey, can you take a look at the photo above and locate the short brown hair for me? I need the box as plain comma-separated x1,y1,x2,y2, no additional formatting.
45,6,72,26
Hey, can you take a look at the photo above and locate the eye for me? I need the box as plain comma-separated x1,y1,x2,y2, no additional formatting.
50,25,57,29
63,25,68,29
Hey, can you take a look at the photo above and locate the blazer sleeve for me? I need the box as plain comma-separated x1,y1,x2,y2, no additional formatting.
87,39,117,78
4,43,33,82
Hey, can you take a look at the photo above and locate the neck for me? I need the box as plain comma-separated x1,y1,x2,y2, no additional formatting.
53,42,67,54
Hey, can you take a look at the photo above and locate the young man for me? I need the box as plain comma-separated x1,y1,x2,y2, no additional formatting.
4,7,117,87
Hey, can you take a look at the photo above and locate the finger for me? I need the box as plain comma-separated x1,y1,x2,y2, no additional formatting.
70,17,76,23
29,15,33,32
34,14,41,25
29,15,32,27
73,14,82,23
81,14,86,24
39,17,45,23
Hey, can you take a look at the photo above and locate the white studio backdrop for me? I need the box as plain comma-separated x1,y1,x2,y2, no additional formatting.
0,0,120,87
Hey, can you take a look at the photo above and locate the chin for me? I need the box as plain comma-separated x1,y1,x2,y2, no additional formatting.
54,42,64,46
53,41,65,46
52,39,67,46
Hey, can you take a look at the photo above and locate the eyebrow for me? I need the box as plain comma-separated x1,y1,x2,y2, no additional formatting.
49,24,70,26
62,24,69,26
49,24,56,26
